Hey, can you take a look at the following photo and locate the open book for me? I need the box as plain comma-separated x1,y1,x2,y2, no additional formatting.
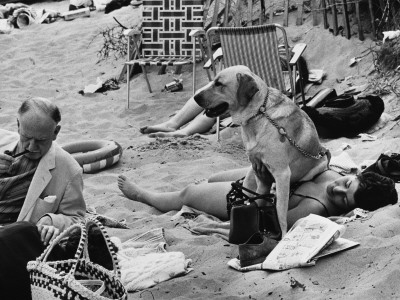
228,214,359,271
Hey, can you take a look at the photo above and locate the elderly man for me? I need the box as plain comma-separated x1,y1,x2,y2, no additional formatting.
0,97,86,300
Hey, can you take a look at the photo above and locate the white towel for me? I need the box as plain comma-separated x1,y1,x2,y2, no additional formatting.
112,228,193,292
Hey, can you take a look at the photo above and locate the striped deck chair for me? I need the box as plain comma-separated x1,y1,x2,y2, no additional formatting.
205,23,307,139
124,0,205,107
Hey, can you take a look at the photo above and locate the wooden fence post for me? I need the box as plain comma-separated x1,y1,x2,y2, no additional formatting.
355,0,364,41
283,0,289,26
331,0,338,35
368,0,376,40
322,0,328,29
296,0,304,26
311,0,318,26
342,0,351,39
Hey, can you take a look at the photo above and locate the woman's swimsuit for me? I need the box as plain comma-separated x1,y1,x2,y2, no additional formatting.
226,169,337,218
290,193,330,217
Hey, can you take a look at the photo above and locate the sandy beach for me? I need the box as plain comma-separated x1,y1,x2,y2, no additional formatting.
1,1,400,299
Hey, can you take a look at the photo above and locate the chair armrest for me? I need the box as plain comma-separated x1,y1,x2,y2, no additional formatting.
203,47,223,69
123,29,141,36
289,43,307,65
189,29,206,37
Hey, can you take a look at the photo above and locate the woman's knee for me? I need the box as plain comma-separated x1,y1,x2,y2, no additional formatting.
179,184,195,206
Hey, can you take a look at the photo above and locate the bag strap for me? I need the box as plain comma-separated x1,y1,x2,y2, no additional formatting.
230,182,275,206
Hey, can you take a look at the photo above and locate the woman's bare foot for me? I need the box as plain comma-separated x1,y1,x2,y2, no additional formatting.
117,175,148,202
140,122,178,134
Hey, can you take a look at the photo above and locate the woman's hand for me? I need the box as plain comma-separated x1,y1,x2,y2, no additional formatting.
249,153,274,184
36,216,60,246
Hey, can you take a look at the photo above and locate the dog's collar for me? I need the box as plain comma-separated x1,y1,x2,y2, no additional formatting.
242,89,269,126
243,90,328,160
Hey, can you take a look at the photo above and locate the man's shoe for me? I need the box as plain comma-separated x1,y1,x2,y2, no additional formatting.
238,232,279,267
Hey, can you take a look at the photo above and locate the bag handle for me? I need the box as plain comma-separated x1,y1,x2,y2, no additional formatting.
39,222,85,263
69,217,122,278
38,218,122,279
77,279,106,295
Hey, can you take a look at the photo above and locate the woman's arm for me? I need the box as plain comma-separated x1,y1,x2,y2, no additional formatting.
208,167,250,183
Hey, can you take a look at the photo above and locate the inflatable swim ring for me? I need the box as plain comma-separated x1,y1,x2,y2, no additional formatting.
62,140,123,173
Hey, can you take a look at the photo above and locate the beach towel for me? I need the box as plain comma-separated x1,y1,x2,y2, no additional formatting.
111,228,193,292
171,205,230,240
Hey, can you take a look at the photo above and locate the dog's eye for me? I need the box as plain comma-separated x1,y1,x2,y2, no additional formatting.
214,81,222,87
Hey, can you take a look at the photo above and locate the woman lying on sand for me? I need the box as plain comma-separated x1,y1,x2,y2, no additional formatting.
118,166,398,229
139,95,217,138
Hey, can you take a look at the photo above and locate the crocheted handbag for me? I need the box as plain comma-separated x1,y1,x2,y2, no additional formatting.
27,217,127,300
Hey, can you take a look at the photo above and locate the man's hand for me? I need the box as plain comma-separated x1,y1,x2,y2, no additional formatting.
36,216,59,246
0,152,13,175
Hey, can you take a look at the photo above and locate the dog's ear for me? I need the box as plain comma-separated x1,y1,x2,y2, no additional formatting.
236,73,259,106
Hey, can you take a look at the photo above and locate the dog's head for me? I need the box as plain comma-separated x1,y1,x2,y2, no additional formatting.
194,65,260,118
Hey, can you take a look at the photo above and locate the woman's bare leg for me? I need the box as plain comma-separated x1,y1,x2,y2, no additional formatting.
117,175,231,219
148,113,215,138
140,97,205,134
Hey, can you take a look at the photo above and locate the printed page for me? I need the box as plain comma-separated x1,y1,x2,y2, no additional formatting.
262,214,345,271
313,237,359,260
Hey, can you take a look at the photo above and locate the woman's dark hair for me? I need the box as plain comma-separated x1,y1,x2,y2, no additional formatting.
18,97,61,124
354,172,398,211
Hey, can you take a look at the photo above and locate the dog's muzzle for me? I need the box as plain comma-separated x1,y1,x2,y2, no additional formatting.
194,92,229,118
203,102,229,118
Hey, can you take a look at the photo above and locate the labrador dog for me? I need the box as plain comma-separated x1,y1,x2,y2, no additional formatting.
194,65,330,236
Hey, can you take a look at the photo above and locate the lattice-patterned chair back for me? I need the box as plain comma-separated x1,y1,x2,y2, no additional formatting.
124,0,208,107
141,0,203,58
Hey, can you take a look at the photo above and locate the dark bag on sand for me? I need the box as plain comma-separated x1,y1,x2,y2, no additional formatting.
363,153,400,182
228,182,282,245
302,94,384,138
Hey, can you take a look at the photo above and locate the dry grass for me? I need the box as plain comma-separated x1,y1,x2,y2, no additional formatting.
366,36,400,96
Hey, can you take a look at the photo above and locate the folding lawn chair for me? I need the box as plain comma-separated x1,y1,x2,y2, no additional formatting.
204,22,307,140
206,24,307,102
123,0,206,108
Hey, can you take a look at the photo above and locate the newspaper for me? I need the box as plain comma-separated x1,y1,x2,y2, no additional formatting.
228,214,359,272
